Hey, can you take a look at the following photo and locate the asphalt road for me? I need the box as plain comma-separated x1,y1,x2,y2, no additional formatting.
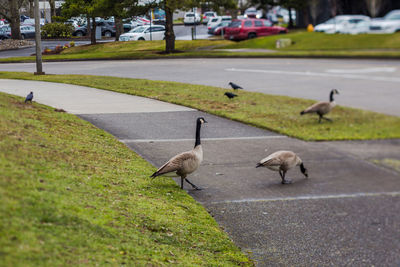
0,58,399,116
1,80,400,266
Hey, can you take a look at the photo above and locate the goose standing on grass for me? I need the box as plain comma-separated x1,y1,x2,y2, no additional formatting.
300,89,339,123
25,91,33,103
256,150,308,184
150,117,207,190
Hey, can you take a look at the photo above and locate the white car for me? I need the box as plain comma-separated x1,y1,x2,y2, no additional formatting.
202,11,217,25
314,15,370,34
207,16,232,30
369,9,400,33
184,12,201,25
119,25,165,41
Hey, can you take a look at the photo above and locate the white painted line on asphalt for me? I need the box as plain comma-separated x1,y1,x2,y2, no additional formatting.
326,67,396,74
225,68,400,83
210,191,400,205
120,135,286,143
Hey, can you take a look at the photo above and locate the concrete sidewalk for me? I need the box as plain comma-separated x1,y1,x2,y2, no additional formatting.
1,80,400,266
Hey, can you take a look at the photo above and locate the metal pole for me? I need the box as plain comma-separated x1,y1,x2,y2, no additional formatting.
34,0,44,75
150,9,152,41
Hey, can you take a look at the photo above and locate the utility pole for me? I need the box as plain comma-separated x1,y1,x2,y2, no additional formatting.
34,0,44,75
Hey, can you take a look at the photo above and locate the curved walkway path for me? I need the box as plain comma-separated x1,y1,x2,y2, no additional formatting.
1,79,400,266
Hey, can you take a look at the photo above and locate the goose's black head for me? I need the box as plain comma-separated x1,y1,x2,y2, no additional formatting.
330,89,339,102
300,163,308,178
331,89,339,95
197,117,207,125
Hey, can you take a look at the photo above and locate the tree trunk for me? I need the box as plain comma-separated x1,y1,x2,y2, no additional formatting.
29,0,34,18
9,0,21,39
91,16,96,45
86,15,91,37
329,0,338,17
164,5,175,53
49,0,56,19
115,16,123,41
288,7,294,28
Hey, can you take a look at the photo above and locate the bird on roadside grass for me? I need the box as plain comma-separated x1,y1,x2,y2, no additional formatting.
256,150,308,184
229,82,243,90
25,91,33,103
150,117,207,190
300,89,339,123
224,92,238,99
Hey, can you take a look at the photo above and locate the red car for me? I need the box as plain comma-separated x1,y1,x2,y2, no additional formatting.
224,19,287,41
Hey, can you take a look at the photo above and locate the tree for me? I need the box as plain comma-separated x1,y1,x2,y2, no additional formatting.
0,0,24,39
365,0,386,17
309,0,319,25
162,0,236,54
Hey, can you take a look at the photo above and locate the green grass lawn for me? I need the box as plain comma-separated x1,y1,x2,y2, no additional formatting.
1,72,399,141
0,92,252,266
223,31,400,50
1,32,400,63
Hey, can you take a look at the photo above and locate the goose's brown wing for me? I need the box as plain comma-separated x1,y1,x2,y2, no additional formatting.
151,151,193,177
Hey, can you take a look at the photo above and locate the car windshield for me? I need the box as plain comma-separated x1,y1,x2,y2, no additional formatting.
211,18,218,22
384,12,400,20
130,26,145,33
222,17,231,21
186,14,195,17
228,21,242,28
324,17,347,24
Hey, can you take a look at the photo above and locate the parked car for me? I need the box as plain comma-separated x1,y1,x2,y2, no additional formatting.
244,7,262,19
118,25,165,41
207,15,232,30
0,27,10,39
97,20,115,37
72,20,116,37
183,12,201,25
208,20,230,35
338,18,371,34
224,19,287,41
369,9,400,33
22,18,46,26
202,11,217,25
20,26,36,39
314,15,370,34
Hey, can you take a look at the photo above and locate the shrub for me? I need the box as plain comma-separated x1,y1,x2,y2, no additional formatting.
52,16,67,23
41,23,74,39
69,41,75,47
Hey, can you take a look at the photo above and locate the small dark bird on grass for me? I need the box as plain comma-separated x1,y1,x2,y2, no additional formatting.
224,92,238,99
229,82,243,90
25,91,33,103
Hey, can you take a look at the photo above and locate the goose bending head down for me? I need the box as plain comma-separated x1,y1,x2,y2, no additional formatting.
256,150,308,184
300,89,339,123
150,117,207,190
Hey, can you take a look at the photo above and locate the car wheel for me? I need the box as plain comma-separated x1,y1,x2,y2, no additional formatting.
138,37,145,41
248,33,256,39
104,31,112,38
20,34,25,40
279,31,286,34
75,31,83,37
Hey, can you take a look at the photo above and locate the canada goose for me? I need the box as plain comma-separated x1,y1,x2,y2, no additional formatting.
150,117,207,190
300,89,339,123
224,92,238,99
25,91,33,103
229,82,243,90
256,150,308,184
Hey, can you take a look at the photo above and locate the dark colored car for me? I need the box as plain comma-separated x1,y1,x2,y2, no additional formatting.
224,19,287,41
73,20,116,37
208,21,231,35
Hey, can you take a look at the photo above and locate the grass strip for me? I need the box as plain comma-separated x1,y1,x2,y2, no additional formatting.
1,72,399,141
0,92,252,266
